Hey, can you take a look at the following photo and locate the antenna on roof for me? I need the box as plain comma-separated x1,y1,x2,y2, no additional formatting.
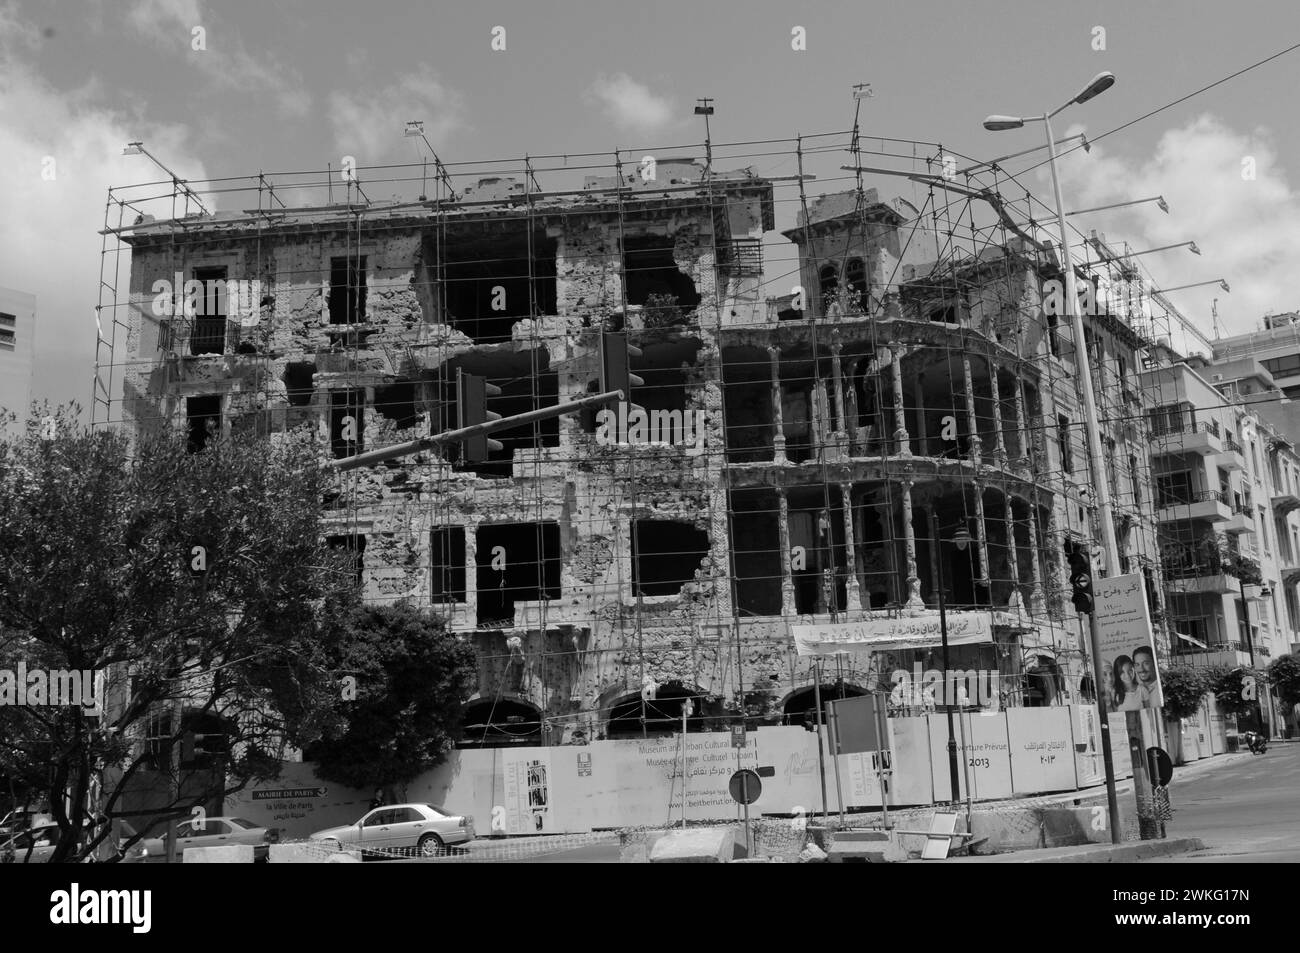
404,120,459,201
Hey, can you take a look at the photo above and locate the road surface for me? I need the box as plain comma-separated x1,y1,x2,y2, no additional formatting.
1144,742,1300,862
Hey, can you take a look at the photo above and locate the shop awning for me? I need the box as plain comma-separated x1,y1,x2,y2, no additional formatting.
792,612,1005,656
1176,630,1208,649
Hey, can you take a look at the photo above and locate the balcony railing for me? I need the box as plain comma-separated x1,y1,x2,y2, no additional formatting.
1157,488,1227,509
1150,418,1220,439
1224,434,1244,454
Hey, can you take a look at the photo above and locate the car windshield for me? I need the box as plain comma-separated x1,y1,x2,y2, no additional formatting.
228,818,258,829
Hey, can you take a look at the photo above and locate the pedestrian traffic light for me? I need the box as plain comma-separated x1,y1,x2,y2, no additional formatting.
456,368,503,463
600,331,644,396
1068,547,1094,614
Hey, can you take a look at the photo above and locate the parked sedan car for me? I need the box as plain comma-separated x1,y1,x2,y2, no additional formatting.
309,804,474,858
121,817,277,863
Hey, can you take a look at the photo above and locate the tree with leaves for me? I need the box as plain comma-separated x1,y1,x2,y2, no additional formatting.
307,599,477,798
0,406,358,861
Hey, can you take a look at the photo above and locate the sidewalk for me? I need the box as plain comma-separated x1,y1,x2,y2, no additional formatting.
937,838,1205,864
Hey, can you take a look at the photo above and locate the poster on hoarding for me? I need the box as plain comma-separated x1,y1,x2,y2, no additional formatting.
1093,573,1163,714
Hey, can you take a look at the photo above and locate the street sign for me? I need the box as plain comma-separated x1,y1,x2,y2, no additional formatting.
730,724,745,748
1147,746,1173,787
728,769,761,805
828,694,881,754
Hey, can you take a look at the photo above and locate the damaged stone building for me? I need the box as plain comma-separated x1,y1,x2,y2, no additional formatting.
110,155,1166,747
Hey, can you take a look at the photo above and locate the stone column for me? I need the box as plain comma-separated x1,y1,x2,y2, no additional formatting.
891,349,911,457
900,474,925,607
962,355,983,464
840,483,862,611
1015,378,1033,470
831,341,847,457
769,344,786,463
1003,491,1022,609
973,480,991,586
777,487,796,616
844,357,861,456
914,373,927,457
988,359,1008,468
1026,489,1047,615
464,523,478,623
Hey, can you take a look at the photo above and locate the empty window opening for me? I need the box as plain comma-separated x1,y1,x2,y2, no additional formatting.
442,350,558,477
1057,415,1073,473
788,492,848,614
623,234,700,312
442,225,557,343
722,347,775,463
186,394,221,452
375,379,421,431
431,527,467,603
730,490,781,616
818,264,839,308
927,304,958,324
191,266,227,355
330,389,365,458
632,337,698,415
328,255,367,325
0,312,16,349
458,698,542,748
844,257,868,312
606,684,706,738
327,255,370,347
632,520,710,597
475,521,561,627
284,362,316,408
327,533,366,588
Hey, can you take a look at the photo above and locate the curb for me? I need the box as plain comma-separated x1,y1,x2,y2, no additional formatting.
944,837,1205,864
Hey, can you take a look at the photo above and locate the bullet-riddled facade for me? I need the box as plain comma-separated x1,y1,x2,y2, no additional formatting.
115,164,1166,746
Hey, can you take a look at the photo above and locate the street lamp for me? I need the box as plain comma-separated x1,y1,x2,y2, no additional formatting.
1116,240,1201,259
1066,195,1169,216
930,514,972,805
983,69,1122,843
1151,278,1230,295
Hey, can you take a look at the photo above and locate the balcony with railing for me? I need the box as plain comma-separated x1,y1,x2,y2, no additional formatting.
1151,417,1223,457
1220,496,1255,535
1156,487,1232,524
1170,636,1259,668
1162,535,1262,595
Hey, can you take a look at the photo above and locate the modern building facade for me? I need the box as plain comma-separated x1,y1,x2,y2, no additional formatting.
0,286,36,424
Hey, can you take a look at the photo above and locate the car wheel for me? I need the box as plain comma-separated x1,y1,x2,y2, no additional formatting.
418,833,444,857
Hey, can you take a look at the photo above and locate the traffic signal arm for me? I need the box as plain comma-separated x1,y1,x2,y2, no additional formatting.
327,389,625,472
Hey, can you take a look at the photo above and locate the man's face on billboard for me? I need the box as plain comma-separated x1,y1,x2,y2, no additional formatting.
1134,651,1156,685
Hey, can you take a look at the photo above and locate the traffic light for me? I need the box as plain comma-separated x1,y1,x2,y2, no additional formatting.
181,731,196,763
599,331,644,396
456,368,503,463
1068,546,1094,614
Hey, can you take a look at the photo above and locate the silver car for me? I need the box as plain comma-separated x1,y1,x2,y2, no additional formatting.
309,803,474,858
121,816,277,863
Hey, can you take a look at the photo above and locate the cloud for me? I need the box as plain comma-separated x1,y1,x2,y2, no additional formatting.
0,7,208,415
1051,115,1300,338
124,0,310,118
329,66,465,165
584,73,676,134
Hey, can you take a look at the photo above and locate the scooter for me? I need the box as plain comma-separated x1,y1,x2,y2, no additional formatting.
1242,731,1268,754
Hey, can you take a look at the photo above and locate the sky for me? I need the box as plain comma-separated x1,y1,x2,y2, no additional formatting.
3,0,1300,415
